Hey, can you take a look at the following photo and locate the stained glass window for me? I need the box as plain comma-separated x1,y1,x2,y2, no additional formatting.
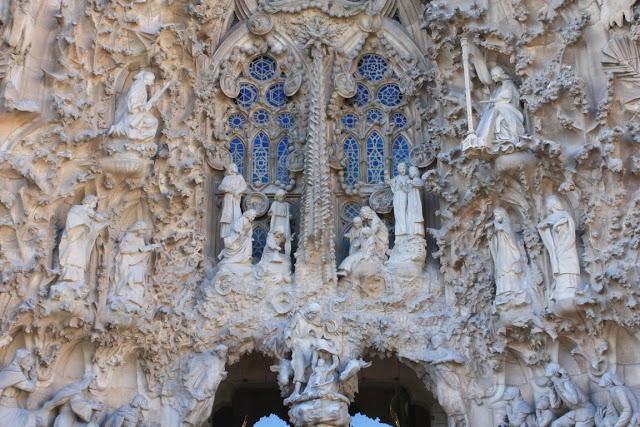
366,109,384,124
277,137,289,183
249,56,277,82
366,131,385,184
391,112,407,129
237,83,258,109
253,109,270,125
252,227,267,262
343,135,359,186
357,55,388,83
278,112,294,129
266,83,288,108
228,113,246,130
252,132,270,184
343,202,360,221
392,135,410,176
342,113,359,129
377,84,402,107
347,83,370,108
229,137,245,176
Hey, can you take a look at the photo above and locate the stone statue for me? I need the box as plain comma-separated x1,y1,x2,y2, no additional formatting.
535,395,555,427
218,209,256,267
255,226,292,283
475,66,525,153
284,302,323,396
537,196,580,299
54,195,109,299
111,220,161,314
42,371,104,427
0,349,39,427
407,166,425,237
598,371,640,426
542,363,595,427
489,208,524,300
219,163,248,238
108,71,169,142
337,216,364,277
360,206,388,258
502,386,535,427
182,345,228,426
102,394,148,427
302,339,340,396
4,0,35,53
385,163,410,237
269,189,292,256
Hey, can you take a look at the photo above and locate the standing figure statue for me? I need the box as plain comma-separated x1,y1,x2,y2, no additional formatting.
218,209,256,267
219,163,248,238
284,303,324,396
269,190,292,256
407,166,425,237
303,339,340,396
537,196,580,299
360,206,388,259
489,208,524,299
543,363,595,427
108,71,169,142
182,345,228,426
385,163,410,237
598,371,640,426
502,387,535,427
112,221,161,314
0,349,39,427
55,195,109,299
41,371,103,427
475,66,525,153
337,216,364,277
103,394,148,427
4,0,36,53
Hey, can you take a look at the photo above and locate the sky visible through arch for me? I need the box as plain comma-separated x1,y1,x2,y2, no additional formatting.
253,413,393,426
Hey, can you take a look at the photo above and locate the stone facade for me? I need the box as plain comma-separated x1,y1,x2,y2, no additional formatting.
1,0,640,425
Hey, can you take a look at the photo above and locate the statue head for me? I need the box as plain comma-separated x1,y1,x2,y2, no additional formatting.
226,163,239,175
81,371,98,390
214,344,229,358
127,220,147,235
82,194,99,209
502,387,520,401
11,349,34,372
360,206,374,220
131,394,149,410
352,216,363,229
397,163,408,175
545,195,564,214
275,189,286,202
409,166,419,178
272,226,285,240
490,66,509,82
544,363,566,381
244,209,257,221
304,302,322,321
134,71,155,86
493,207,508,224
599,371,624,388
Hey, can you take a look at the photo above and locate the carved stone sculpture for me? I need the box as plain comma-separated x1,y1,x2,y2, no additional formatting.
337,216,364,277
110,221,161,314
182,345,228,426
489,208,524,304
474,66,525,154
0,349,39,427
4,0,35,54
102,394,148,427
386,163,411,237
502,386,535,427
218,209,256,267
41,372,103,427
52,195,109,301
407,166,425,237
255,226,292,283
543,363,595,427
535,395,555,427
538,196,580,300
284,302,323,396
219,163,248,239
360,206,388,258
598,371,640,426
108,71,168,142
269,189,292,256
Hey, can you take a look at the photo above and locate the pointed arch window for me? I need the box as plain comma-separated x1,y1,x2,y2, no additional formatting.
252,226,268,263
252,132,270,184
229,137,245,176
343,136,359,186
392,135,410,176
366,131,385,184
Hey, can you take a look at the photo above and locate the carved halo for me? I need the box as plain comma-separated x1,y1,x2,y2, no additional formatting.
206,146,232,170
409,144,435,168
286,149,305,172
242,192,270,217
248,12,274,35
369,188,393,214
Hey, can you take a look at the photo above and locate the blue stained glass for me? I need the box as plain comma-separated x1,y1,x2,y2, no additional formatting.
266,83,288,108
229,137,245,176
237,83,258,109
278,112,295,129
343,202,360,220
252,227,267,262
277,137,289,183
249,56,277,81
347,83,370,107
366,131,385,184
252,109,270,125
391,112,408,129
342,113,359,129
228,113,246,130
252,132,270,184
378,83,402,107
357,54,388,83
343,135,359,186
366,109,384,124
392,135,410,176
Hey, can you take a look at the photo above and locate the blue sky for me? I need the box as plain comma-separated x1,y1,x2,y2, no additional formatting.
253,413,393,426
